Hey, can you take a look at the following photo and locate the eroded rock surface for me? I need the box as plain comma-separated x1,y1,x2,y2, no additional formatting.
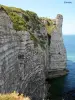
0,7,67,100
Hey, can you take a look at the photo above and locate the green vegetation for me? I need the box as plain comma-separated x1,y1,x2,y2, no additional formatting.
0,5,42,31
0,5,56,34
30,32,46,49
0,5,27,31
45,21,56,35
9,12,27,31
40,17,56,35
0,5,56,49
30,32,38,47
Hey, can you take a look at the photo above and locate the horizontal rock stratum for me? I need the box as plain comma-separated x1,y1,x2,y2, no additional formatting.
0,5,67,100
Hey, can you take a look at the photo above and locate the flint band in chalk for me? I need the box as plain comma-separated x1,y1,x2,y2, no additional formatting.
64,1,72,3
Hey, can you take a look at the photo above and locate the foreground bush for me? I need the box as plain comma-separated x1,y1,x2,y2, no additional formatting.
0,91,30,100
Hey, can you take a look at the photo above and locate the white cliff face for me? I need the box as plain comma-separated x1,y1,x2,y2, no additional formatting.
50,14,67,70
0,9,46,100
0,8,67,100
0,9,20,93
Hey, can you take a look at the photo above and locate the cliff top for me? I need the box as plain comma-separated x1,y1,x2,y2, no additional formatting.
0,5,56,36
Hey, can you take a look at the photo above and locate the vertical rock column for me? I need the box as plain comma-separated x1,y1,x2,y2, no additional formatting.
50,14,67,70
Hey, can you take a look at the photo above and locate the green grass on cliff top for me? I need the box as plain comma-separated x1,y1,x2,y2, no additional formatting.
0,5,56,35
0,5,56,49
0,5,42,31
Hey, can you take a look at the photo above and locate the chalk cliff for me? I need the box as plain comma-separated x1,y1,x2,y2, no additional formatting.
0,5,67,100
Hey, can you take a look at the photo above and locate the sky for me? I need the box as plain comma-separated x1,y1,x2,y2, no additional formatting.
0,0,75,35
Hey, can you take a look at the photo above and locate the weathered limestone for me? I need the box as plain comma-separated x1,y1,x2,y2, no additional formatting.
47,14,67,78
0,10,20,93
0,8,67,100
0,9,46,100
17,31,46,100
50,14,66,69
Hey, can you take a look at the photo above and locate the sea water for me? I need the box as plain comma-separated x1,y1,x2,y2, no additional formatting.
49,35,75,100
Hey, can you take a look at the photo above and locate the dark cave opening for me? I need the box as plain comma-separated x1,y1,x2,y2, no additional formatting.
47,34,51,46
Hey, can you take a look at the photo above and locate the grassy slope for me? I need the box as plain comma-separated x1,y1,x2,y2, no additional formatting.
0,5,42,31
0,5,56,49
0,5,55,34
